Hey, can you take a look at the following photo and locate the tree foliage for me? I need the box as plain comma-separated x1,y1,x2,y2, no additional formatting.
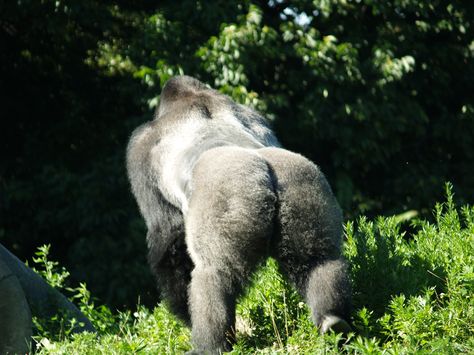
1,0,473,306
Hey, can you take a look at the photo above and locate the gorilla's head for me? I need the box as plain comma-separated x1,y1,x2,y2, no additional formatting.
156,76,214,119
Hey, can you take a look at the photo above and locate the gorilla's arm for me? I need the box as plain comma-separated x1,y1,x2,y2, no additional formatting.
127,122,193,323
144,194,192,324
150,234,193,324
126,122,186,264
145,194,185,265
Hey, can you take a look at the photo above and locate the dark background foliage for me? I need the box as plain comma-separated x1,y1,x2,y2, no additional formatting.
1,0,473,308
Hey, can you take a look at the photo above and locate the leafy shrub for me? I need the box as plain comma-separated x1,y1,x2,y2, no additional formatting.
34,185,473,353
30,245,116,340
345,184,474,352
235,258,303,350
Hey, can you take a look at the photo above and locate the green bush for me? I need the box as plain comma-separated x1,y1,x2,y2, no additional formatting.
345,184,474,352
33,187,473,353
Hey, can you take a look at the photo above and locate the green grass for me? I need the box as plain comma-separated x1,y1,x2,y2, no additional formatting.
33,184,474,354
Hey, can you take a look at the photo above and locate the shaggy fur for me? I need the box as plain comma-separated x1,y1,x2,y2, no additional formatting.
126,76,351,354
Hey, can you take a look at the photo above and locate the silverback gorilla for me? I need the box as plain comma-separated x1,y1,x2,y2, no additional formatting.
127,76,351,354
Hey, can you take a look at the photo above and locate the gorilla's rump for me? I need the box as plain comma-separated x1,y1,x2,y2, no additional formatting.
185,146,277,277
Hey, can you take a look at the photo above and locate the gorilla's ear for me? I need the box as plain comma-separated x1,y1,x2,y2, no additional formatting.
193,97,213,119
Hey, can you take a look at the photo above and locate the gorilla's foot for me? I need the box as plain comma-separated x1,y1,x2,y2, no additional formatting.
320,315,352,335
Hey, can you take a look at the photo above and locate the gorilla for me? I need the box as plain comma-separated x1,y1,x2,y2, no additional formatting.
126,76,351,354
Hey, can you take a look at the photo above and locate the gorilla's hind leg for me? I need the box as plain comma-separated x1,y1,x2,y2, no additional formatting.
301,258,352,334
186,146,276,354
258,147,352,334
187,267,238,354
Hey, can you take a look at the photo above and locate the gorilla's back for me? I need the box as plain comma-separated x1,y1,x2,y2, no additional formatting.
135,76,278,214
150,102,277,213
